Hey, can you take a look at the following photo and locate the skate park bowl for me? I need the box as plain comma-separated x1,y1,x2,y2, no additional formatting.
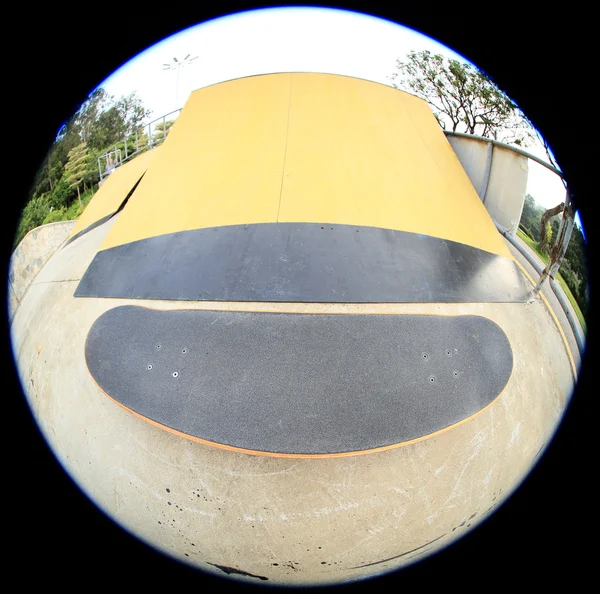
9,73,579,586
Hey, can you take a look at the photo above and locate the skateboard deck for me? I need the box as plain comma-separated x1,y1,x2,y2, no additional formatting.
85,306,513,455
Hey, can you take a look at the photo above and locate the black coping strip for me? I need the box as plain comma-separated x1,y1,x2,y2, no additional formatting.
63,174,145,248
75,223,531,303
85,306,514,454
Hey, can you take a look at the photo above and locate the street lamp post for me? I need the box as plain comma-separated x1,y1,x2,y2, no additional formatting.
162,54,198,108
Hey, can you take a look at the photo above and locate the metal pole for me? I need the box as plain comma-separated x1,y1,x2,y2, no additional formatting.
534,191,573,294
163,115,166,141
98,156,103,182
480,141,494,203
495,220,585,355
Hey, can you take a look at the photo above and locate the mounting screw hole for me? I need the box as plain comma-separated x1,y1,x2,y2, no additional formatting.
147,364,152,370
422,352,429,360
446,349,452,356
181,348,187,354
453,371,459,378
172,371,179,378
429,376,435,383
156,344,162,350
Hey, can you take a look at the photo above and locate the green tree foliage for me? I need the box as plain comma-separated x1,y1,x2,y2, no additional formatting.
80,90,152,151
14,194,52,248
152,119,176,142
30,118,81,199
63,142,90,207
391,51,534,146
17,87,152,247
543,222,553,254
87,105,128,151
564,225,589,315
42,207,67,225
118,92,152,134
519,194,543,241
76,88,112,145
539,202,564,254
50,176,73,209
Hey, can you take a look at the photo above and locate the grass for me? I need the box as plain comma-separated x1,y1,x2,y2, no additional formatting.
516,228,587,335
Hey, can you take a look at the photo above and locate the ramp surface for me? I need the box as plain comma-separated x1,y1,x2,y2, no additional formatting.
67,148,158,244
85,306,514,455
75,223,530,302
95,73,512,259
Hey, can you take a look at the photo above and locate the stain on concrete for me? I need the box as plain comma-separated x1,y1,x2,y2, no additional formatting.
350,534,446,569
208,563,269,581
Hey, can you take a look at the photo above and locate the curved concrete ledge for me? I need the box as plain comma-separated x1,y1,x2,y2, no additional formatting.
8,220,77,320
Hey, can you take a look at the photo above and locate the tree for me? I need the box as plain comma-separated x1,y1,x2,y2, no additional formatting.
520,194,541,239
539,202,565,254
75,88,112,145
83,91,152,152
63,142,89,208
17,87,154,245
117,91,152,135
14,194,52,248
152,119,176,142
391,50,534,146
30,117,81,198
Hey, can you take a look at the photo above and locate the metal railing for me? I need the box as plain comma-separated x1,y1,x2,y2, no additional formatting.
444,131,585,354
443,131,565,179
98,109,182,181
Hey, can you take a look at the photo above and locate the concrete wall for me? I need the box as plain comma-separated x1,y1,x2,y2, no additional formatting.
447,135,529,236
7,220,77,321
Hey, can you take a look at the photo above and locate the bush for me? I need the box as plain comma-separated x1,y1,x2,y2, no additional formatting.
13,193,52,247
50,176,74,209
559,266,589,317
42,207,67,225
559,266,577,293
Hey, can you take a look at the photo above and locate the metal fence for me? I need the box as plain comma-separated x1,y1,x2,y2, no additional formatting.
443,131,584,353
98,109,182,181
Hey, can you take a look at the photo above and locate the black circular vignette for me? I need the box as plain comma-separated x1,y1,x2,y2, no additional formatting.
5,3,592,591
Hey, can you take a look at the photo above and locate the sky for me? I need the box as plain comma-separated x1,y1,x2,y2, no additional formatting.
96,6,582,233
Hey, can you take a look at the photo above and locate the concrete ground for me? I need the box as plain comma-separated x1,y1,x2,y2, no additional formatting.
9,214,576,586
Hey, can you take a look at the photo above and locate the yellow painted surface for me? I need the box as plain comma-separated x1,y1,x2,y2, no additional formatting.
278,75,508,256
101,74,291,250
100,73,512,258
69,148,158,239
